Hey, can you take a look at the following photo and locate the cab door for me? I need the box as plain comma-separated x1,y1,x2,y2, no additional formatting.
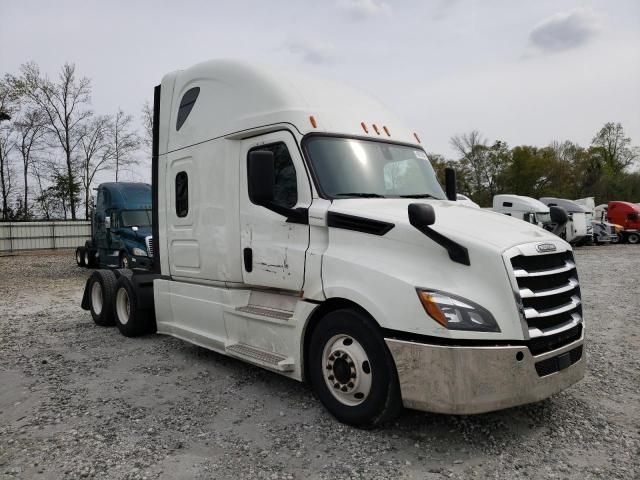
239,131,311,292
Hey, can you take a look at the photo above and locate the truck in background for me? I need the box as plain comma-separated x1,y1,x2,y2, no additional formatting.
80,60,585,427
75,182,154,269
574,197,618,245
492,194,568,237
540,198,590,246
606,201,640,244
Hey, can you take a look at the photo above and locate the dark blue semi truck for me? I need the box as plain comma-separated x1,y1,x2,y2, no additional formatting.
75,182,154,270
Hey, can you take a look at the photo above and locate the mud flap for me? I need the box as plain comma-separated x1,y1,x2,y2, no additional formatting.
80,277,92,310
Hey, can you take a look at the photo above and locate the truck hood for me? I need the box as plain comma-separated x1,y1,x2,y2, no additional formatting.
118,226,152,243
329,198,562,252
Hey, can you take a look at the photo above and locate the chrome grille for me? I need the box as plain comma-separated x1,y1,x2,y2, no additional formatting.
145,236,154,257
509,249,582,339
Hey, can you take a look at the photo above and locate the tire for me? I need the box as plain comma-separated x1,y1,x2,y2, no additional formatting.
87,270,117,326
76,247,86,267
308,308,402,428
119,252,131,269
628,233,640,244
113,275,154,337
611,235,620,244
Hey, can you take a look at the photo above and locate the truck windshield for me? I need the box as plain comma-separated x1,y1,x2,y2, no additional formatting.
304,136,446,199
536,212,551,224
121,209,152,227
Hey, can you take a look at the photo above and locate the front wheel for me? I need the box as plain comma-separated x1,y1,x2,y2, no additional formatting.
75,247,86,267
308,308,402,428
119,252,131,269
627,233,640,244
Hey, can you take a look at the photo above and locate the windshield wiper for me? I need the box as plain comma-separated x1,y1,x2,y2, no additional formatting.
399,194,440,199
335,192,386,198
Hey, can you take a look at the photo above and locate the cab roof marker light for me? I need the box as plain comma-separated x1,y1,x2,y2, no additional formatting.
414,132,421,143
372,124,380,135
383,126,390,136
309,115,317,128
361,122,369,134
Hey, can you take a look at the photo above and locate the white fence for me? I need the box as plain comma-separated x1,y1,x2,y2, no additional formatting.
0,221,91,252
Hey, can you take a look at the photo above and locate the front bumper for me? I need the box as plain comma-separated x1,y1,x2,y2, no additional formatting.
385,332,585,414
129,254,153,270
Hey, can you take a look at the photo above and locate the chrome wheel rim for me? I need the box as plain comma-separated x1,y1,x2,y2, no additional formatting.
116,288,130,325
76,251,82,264
84,250,90,265
322,334,372,406
122,256,129,268
91,281,103,315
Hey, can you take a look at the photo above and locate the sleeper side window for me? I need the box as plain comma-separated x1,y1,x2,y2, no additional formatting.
249,142,298,208
176,87,200,131
175,171,189,217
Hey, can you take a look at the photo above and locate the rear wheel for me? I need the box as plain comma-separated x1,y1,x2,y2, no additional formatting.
87,270,117,326
308,308,402,428
628,233,640,244
75,247,86,267
113,275,154,337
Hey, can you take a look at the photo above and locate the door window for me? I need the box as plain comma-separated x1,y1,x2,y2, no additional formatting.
175,171,189,217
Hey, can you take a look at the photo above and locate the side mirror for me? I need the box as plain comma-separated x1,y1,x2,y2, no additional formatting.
408,203,436,228
104,216,111,230
248,150,275,205
550,206,568,226
445,167,457,201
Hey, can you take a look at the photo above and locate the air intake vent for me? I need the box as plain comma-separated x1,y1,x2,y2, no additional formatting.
327,212,394,236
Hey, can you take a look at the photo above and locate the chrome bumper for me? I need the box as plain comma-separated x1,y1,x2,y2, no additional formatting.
385,333,585,414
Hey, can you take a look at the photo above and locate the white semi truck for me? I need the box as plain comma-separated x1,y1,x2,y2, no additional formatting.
540,198,590,246
81,60,585,427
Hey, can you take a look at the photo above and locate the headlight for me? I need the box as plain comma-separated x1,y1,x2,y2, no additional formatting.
417,289,500,332
131,247,148,257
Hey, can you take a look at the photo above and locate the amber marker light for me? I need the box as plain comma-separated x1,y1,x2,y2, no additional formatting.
361,122,369,133
372,124,380,135
383,126,390,136
309,115,317,128
413,132,421,143
417,290,448,328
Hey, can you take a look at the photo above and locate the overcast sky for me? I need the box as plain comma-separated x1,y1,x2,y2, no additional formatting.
1,0,639,181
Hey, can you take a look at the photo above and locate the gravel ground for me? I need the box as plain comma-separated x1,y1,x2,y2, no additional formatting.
0,246,639,480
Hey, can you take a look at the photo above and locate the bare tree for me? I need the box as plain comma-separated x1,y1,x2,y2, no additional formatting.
450,130,488,195
12,62,92,219
79,115,112,218
141,101,153,153
0,122,17,220
109,109,140,181
14,109,47,219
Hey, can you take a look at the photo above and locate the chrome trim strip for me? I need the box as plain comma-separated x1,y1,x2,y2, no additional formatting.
528,313,582,338
513,260,576,278
524,295,581,319
519,277,578,298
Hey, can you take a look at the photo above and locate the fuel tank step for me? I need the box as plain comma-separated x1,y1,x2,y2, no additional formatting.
235,305,293,321
225,343,294,372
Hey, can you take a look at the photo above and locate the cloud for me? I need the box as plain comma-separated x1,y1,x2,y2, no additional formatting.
528,8,601,54
338,0,390,21
283,39,336,65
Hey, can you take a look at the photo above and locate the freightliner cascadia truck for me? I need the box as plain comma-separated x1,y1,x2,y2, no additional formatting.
81,60,585,427
75,182,153,269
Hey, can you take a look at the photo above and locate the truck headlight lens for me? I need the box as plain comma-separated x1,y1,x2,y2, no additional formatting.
417,289,500,332
132,247,148,257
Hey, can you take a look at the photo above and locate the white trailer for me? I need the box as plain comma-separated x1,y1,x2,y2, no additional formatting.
81,60,585,427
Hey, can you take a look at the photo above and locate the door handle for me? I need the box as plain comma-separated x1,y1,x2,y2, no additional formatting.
243,248,253,272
